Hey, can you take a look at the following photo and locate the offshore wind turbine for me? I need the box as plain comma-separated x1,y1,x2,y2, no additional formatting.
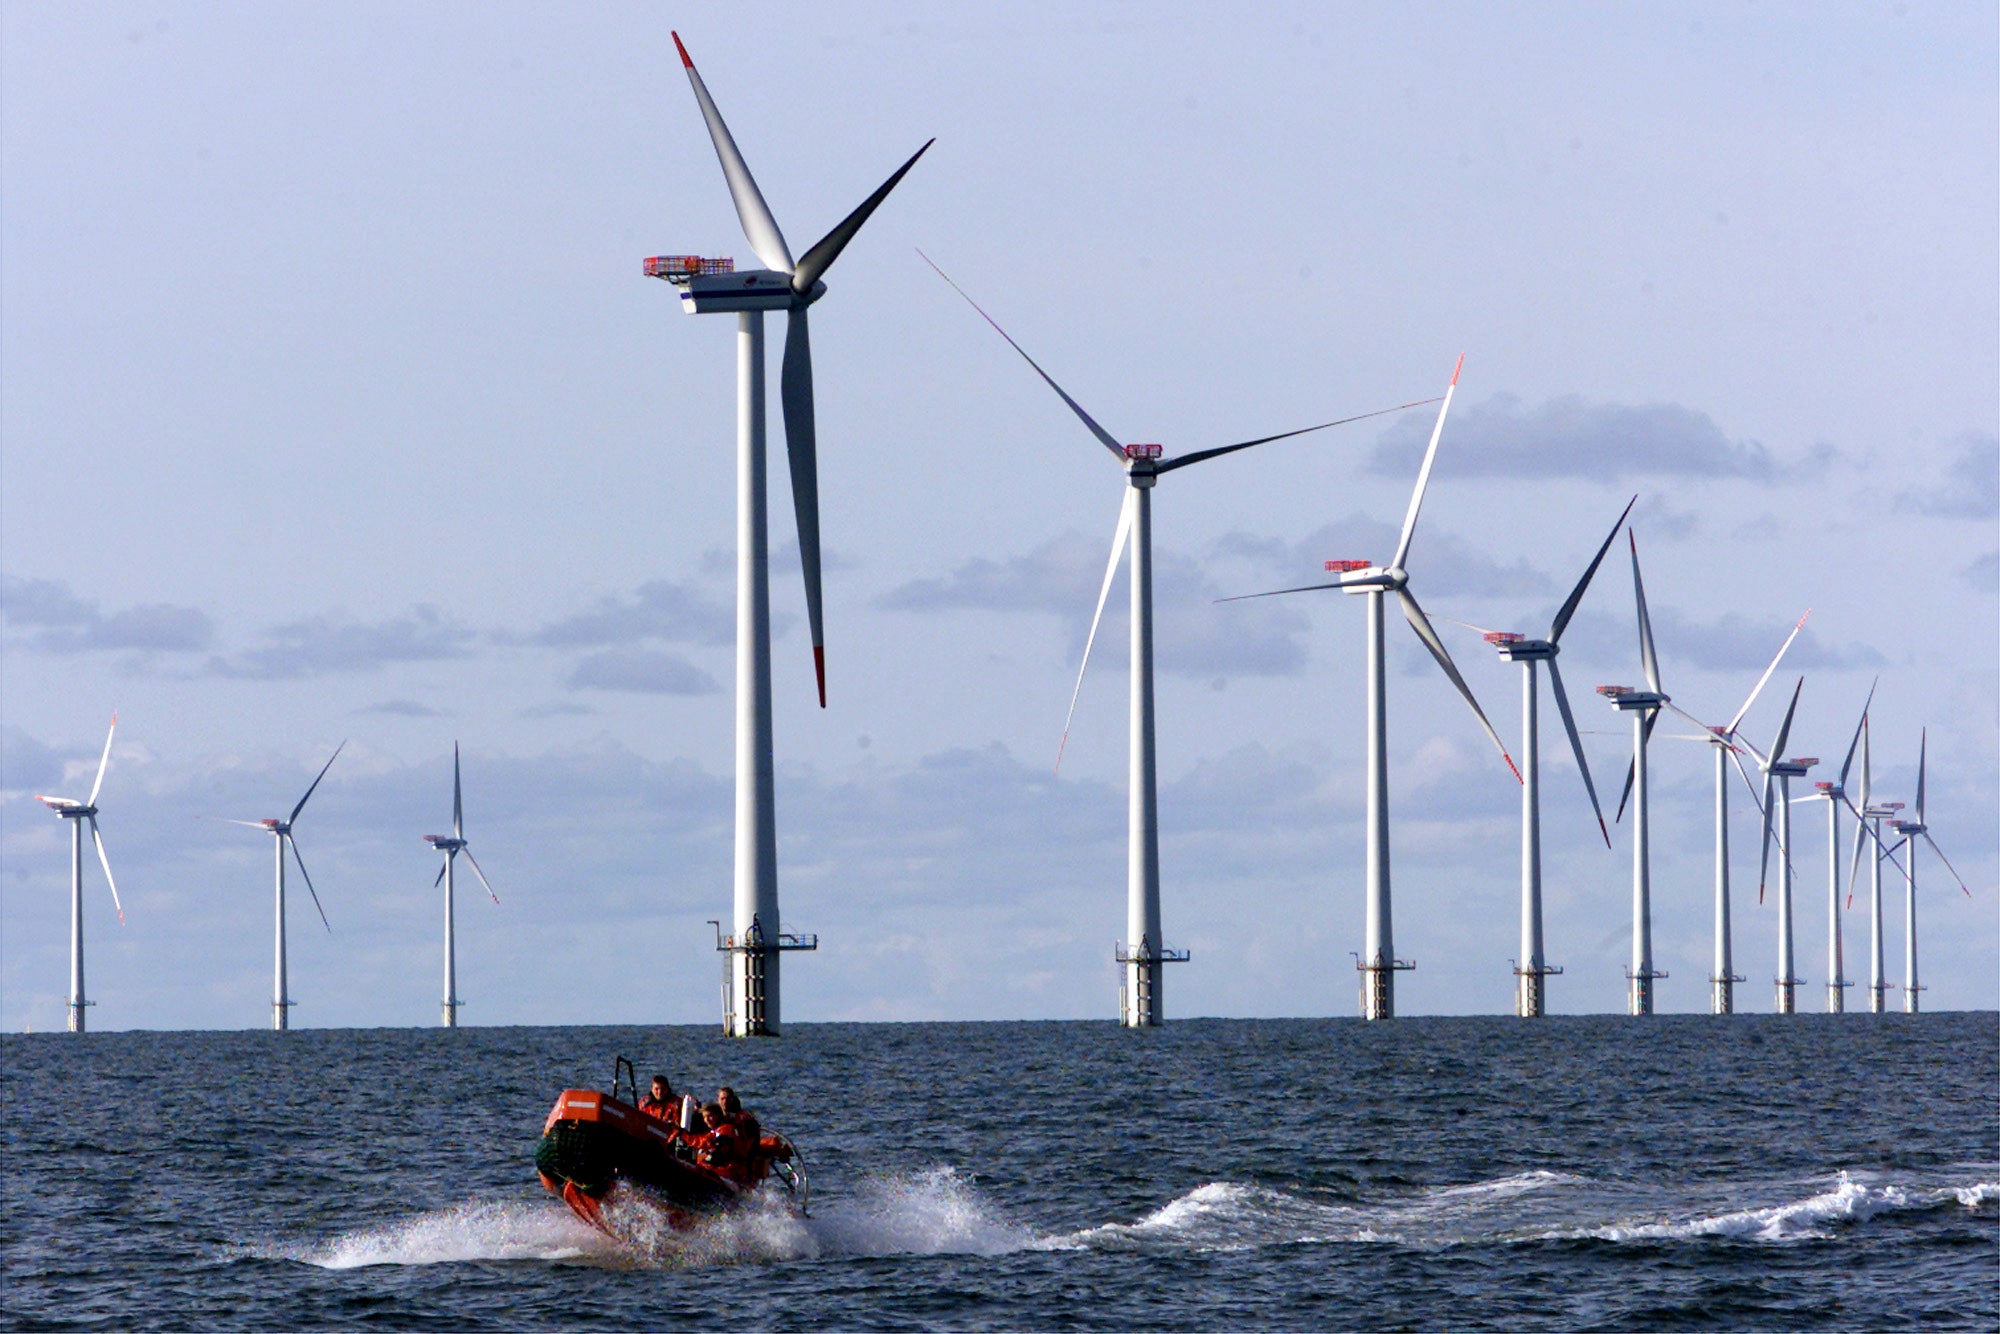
1841,716,1904,1012
1799,684,1878,1012
1471,497,1632,1017
34,712,124,1033
1887,730,1972,1013
1231,357,1520,1020
1656,610,1810,1014
1597,533,1671,1015
922,256,1433,1027
219,743,343,1031
1750,682,1814,1014
425,743,499,1029
652,33,929,1036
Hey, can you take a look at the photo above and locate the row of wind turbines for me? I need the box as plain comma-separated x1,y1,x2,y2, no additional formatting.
30,36,1978,1036
35,735,498,1032
646,33,1976,1033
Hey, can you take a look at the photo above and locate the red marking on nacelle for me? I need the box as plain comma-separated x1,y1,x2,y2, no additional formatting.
1814,781,1836,792
1790,757,1820,767
1123,443,1164,460
1483,631,1523,645
1324,559,1371,573
1596,685,1633,697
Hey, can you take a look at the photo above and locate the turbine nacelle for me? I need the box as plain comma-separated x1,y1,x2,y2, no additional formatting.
1769,756,1817,778
1493,635,1555,661
665,265,827,315
1865,802,1904,818
425,835,467,851
1598,685,1666,710
36,796,97,817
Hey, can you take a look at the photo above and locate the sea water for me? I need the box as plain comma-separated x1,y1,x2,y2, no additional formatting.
2,1014,1994,1330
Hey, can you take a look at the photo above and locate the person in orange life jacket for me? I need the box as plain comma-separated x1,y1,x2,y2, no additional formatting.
695,1102,752,1184
638,1076,677,1122
717,1086,759,1142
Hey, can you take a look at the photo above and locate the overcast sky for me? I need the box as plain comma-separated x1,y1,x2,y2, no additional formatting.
3,1,1994,1031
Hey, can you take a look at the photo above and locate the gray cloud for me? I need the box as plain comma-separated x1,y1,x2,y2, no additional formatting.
1,576,213,654
876,532,1098,616
1962,551,1999,593
1212,515,1553,600
1369,393,1786,483
1556,603,1886,683
0,727,64,795
356,699,442,717
208,606,474,680
1895,433,1999,520
515,579,733,649
566,648,721,695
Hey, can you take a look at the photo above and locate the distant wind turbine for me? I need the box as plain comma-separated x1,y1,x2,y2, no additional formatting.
922,253,1434,1027
650,33,929,1035
1887,730,1972,1014
35,712,124,1033
1597,533,1672,1015
1748,682,1813,1013
1462,497,1632,1017
426,743,499,1029
1228,357,1520,1020
1655,610,1810,1014
1798,683,1882,1012
218,742,343,1031
1840,716,1904,1012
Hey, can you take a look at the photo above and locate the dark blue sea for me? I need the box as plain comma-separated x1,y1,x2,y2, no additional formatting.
3,1014,1995,1331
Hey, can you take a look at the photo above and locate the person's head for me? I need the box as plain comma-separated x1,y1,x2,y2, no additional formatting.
651,1076,671,1101
701,1101,724,1127
717,1086,741,1115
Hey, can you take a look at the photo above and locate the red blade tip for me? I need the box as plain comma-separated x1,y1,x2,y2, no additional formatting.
1450,352,1466,386
814,645,826,709
671,31,693,69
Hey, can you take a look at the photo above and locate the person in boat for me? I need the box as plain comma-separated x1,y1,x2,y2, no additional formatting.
639,1075,677,1121
717,1086,759,1142
694,1101,753,1185
716,1086,792,1182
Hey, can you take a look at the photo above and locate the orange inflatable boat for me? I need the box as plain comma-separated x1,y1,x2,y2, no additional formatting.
535,1059,805,1233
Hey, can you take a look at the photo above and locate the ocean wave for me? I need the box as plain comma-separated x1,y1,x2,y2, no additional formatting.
253,1200,616,1269
1556,1171,2000,1244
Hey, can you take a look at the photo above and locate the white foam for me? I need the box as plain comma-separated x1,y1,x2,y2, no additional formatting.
264,1199,616,1269
1562,1171,1992,1244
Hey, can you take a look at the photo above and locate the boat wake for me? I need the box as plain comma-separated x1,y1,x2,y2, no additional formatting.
259,1165,1997,1270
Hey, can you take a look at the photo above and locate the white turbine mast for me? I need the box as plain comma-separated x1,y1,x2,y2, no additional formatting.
1468,497,1632,1017
1840,716,1905,1012
1652,609,1811,1014
1886,730,1973,1013
218,742,343,1031
1229,356,1520,1020
34,711,125,1033
921,253,1435,1027
425,742,499,1028
1749,682,1814,1013
654,33,929,1036
1598,532,1672,1015
1795,682,1882,1012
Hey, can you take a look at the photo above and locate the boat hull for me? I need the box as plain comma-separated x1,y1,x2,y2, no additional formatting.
536,1089,743,1232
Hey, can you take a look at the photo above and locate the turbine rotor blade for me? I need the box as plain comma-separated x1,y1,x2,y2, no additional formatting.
1837,678,1876,789
1390,354,1465,572
289,740,347,826
1769,679,1802,773
88,815,124,925
918,250,1125,460
463,848,500,905
1398,585,1520,781
1923,832,1970,895
1726,610,1811,735
1549,496,1636,644
1545,657,1609,846
1844,806,1869,910
1629,532,1662,696
1057,491,1135,772
434,858,448,889
1612,709,1662,823
287,834,331,933
1914,729,1927,824
782,307,827,706
792,140,933,294
87,710,117,808
1153,399,1441,475
1757,679,1805,902
672,32,794,273
452,742,463,840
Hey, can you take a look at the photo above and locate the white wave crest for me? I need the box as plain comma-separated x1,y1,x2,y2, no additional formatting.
1567,1171,1995,1244
264,1199,617,1269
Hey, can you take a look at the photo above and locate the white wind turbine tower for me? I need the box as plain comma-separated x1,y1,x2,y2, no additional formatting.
1469,497,1632,1017
1840,716,1905,1013
1597,533,1672,1015
651,33,930,1036
1887,730,1972,1014
1750,681,1814,1013
425,743,499,1029
34,712,125,1033
1232,357,1520,1020
219,743,343,1031
1798,684,1881,1012
922,256,1432,1027
1654,610,1810,1015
